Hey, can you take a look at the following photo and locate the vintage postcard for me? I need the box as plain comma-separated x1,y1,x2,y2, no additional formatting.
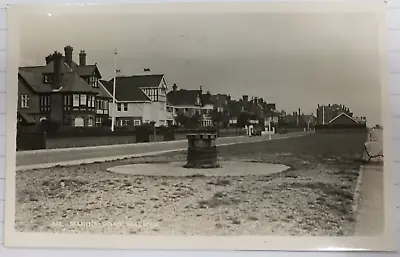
3,2,395,251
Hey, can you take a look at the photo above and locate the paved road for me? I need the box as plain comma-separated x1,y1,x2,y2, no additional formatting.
354,165,384,236
16,132,310,167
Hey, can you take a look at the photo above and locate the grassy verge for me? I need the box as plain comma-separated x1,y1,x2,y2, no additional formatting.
16,132,367,236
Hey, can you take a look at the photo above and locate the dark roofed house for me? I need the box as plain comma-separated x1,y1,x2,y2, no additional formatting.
18,46,111,127
328,112,359,125
166,84,213,126
101,74,174,127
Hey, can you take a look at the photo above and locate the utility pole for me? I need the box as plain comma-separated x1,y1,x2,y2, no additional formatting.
111,49,118,132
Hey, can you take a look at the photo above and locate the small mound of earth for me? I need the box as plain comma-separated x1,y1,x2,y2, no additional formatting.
107,161,290,177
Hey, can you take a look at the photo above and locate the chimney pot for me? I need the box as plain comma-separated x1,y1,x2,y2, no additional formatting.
79,50,86,66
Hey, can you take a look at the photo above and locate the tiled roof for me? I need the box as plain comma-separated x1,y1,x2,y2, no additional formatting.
210,94,229,107
202,93,213,105
18,68,98,94
167,89,203,106
19,69,52,92
102,76,153,102
96,80,113,98
60,72,98,93
111,74,164,88
75,64,101,77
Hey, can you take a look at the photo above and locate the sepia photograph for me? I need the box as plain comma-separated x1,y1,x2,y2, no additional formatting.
4,2,396,251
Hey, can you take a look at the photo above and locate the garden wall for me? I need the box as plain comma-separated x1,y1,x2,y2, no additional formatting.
314,123,367,133
18,125,247,150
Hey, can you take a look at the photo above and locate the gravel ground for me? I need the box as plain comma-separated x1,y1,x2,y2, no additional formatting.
16,132,367,236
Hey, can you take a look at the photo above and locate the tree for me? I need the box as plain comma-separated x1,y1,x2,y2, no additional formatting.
210,109,223,127
175,113,202,128
187,113,202,128
175,113,189,127
237,111,251,128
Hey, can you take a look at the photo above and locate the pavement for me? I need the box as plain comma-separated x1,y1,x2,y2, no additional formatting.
354,164,384,236
354,128,385,236
16,131,310,170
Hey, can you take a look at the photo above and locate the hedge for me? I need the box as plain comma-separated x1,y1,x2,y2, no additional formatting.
315,123,367,133
17,125,46,150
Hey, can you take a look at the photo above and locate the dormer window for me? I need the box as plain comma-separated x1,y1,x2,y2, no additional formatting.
43,74,53,84
85,76,98,88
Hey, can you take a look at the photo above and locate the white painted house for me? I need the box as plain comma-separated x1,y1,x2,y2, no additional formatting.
101,74,174,127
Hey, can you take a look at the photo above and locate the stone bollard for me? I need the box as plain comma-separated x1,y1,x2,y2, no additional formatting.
184,134,219,169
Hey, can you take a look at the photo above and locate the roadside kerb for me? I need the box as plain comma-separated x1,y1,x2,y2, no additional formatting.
16,133,309,171
16,135,248,156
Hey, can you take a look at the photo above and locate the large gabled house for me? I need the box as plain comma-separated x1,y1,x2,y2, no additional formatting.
166,84,213,127
101,74,174,127
17,46,111,127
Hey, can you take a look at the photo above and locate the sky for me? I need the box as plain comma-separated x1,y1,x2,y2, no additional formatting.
19,10,383,125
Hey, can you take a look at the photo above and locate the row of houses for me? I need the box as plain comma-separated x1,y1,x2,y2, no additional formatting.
17,45,283,128
17,45,366,129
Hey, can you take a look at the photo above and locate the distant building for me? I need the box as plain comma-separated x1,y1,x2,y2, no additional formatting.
316,104,353,125
17,46,111,127
328,112,360,125
102,74,174,127
166,84,212,127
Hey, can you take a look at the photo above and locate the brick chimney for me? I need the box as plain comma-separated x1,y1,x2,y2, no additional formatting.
79,50,86,66
50,51,64,125
52,51,63,91
64,45,73,67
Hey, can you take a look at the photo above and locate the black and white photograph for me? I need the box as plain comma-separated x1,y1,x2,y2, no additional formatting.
4,2,396,251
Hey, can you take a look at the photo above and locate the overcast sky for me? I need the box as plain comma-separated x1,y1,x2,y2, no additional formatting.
19,11,382,125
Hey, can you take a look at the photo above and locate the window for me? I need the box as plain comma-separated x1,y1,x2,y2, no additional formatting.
123,103,128,112
43,75,53,83
40,95,51,112
117,103,122,112
120,119,129,126
101,100,105,110
88,96,95,108
74,117,84,127
88,117,94,127
87,76,98,88
20,95,29,108
104,101,109,114
80,95,87,106
133,120,141,126
73,94,80,107
95,117,102,126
